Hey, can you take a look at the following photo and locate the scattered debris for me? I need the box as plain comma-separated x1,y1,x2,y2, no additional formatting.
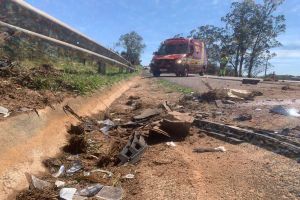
195,119,300,157
26,173,51,190
234,114,252,121
52,165,65,178
59,188,77,200
55,180,65,188
66,161,82,174
118,132,147,165
78,184,103,197
96,186,123,200
193,146,226,153
166,141,176,147
133,108,161,121
162,101,172,112
242,79,260,85
270,105,300,117
90,169,113,178
222,100,235,104
0,106,9,117
160,119,190,138
63,105,83,122
199,88,262,102
150,126,171,138
122,173,135,179
168,111,194,123
99,119,115,135
0,58,13,68
282,85,292,90
215,100,223,108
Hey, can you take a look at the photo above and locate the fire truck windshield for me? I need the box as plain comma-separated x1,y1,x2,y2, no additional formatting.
157,43,188,55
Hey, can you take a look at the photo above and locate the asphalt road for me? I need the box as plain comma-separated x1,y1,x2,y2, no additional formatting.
145,73,300,94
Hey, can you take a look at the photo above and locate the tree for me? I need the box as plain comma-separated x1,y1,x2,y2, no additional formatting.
222,0,260,76
116,31,146,65
246,0,285,77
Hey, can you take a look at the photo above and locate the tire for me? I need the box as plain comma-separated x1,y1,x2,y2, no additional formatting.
199,71,204,76
153,70,160,77
180,67,188,77
184,68,189,77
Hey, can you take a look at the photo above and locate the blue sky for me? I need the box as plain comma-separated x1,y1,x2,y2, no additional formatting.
26,0,300,75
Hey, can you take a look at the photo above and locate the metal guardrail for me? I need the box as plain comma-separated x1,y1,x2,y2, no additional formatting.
0,0,133,71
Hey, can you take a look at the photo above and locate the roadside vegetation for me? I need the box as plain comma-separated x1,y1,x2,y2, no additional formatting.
157,79,194,94
7,60,137,94
174,0,286,78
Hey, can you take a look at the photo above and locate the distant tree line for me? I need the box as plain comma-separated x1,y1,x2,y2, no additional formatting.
188,0,285,77
116,31,146,66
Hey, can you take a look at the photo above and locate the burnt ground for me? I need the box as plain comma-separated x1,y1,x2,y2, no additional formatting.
15,76,300,199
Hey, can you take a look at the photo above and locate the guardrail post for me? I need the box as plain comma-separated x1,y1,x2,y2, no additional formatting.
119,66,123,73
97,61,106,75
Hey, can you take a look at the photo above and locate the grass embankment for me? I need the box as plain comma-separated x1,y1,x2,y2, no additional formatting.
157,79,194,94
20,60,138,94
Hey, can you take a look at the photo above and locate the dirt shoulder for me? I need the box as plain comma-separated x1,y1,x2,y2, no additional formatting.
0,64,135,120
13,76,300,200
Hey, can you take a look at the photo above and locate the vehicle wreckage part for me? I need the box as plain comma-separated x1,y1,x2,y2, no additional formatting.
118,132,147,164
195,119,300,158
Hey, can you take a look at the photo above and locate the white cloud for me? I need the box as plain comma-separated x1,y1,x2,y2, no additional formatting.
273,49,300,59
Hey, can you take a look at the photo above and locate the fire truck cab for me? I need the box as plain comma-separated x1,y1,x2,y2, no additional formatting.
150,37,207,77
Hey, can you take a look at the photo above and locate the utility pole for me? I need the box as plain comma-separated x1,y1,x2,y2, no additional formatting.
265,59,268,77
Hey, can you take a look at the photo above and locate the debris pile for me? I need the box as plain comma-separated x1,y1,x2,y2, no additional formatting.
17,95,194,199
270,105,300,117
198,88,263,102
195,119,300,158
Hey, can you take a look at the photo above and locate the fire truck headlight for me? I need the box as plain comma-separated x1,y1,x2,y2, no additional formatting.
176,59,182,64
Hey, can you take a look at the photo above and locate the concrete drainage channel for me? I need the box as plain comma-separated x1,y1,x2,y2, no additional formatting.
0,77,138,200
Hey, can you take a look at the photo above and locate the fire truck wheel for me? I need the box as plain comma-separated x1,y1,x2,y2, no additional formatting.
184,67,189,77
153,70,160,77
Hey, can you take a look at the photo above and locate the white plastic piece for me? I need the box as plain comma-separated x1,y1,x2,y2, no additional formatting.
52,165,65,178
214,146,226,152
59,188,77,200
122,173,135,179
55,180,65,188
166,141,176,147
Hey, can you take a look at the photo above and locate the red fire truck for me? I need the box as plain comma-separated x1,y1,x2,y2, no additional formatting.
150,37,207,77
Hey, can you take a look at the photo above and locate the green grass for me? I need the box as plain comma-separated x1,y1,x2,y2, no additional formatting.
157,79,194,94
18,59,138,94
32,70,137,95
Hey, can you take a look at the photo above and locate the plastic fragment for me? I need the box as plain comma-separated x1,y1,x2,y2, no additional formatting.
55,180,65,188
27,174,51,190
52,165,65,178
0,106,9,117
66,161,82,174
122,174,135,179
78,184,103,197
90,169,113,178
96,186,123,200
60,188,77,200
98,119,115,134
166,141,176,147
